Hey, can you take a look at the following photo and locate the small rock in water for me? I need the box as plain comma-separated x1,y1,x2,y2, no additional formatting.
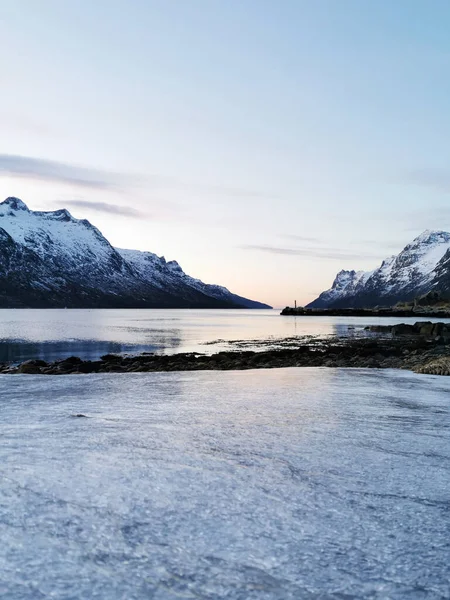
71,413,88,418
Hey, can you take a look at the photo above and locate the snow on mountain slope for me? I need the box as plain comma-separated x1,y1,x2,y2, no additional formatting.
308,230,450,308
0,197,131,288
117,248,173,289
117,248,269,308
309,269,372,307
0,197,271,309
376,230,450,293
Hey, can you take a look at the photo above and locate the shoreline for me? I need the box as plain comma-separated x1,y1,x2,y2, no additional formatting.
3,331,450,376
280,306,450,318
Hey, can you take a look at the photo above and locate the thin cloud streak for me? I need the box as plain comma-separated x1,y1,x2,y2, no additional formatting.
62,200,146,218
281,234,403,252
240,244,387,261
0,154,131,190
0,153,274,200
0,154,275,200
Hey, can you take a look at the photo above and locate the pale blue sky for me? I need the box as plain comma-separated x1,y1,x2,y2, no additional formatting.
2,0,450,306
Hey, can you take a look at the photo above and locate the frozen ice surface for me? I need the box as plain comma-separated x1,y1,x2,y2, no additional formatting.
0,368,449,599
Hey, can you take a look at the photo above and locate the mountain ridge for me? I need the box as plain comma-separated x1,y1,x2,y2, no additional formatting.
0,197,271,309
308,230,450,309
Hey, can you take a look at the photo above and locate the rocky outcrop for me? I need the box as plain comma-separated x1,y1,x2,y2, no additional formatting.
414,357,450,375
3,335,450,375
365,321,450,337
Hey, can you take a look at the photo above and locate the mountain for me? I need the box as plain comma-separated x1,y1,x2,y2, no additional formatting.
0,197,271,309
308,230,450,309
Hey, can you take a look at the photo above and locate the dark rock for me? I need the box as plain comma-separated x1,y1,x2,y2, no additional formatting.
414,357,450,376
60,356,83,365
41,367,56,374
391,324,417,336
100,354,122,362
7,334,450,376
366,325,391,333
17,360,43,374
24,359,47,367
78,361,102,373
417,322,434,336
105,364,127,372
56,364,75,373
431,322,445,336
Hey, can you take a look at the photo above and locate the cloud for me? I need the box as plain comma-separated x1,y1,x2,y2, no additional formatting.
62,200,146,218
0,154,129,190
242,245,309,256
280,235,402,251
240,244,386,261
0,153,274,202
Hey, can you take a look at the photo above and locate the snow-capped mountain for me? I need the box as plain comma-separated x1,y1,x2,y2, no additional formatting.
0,197,271,308
118,248,263,308
308,230,450,308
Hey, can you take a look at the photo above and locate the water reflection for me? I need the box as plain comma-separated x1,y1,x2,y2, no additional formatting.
1,308,450,362
0,327,184,363
0,340,161,363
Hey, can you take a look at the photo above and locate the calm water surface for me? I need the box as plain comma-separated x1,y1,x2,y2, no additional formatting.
0,308,449,362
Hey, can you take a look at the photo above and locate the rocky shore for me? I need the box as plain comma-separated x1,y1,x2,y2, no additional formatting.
365,321,450,336
2,327,450,375
281,292,450,318
280,306,450,317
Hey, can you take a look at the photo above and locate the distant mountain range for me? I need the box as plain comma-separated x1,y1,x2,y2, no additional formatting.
308,230,450,309
0,197,271,309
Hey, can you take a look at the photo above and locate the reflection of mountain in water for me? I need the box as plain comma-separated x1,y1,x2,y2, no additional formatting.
0,329,183,363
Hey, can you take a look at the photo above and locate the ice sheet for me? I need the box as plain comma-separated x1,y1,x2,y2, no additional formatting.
0,368,449,599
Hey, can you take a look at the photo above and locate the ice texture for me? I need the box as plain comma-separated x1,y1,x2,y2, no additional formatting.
0,368,449,599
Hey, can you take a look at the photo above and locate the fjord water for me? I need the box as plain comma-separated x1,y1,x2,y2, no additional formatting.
1,368,449,599
1,308,450,363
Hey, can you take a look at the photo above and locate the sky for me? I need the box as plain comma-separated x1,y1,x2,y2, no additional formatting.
2,0,450,307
